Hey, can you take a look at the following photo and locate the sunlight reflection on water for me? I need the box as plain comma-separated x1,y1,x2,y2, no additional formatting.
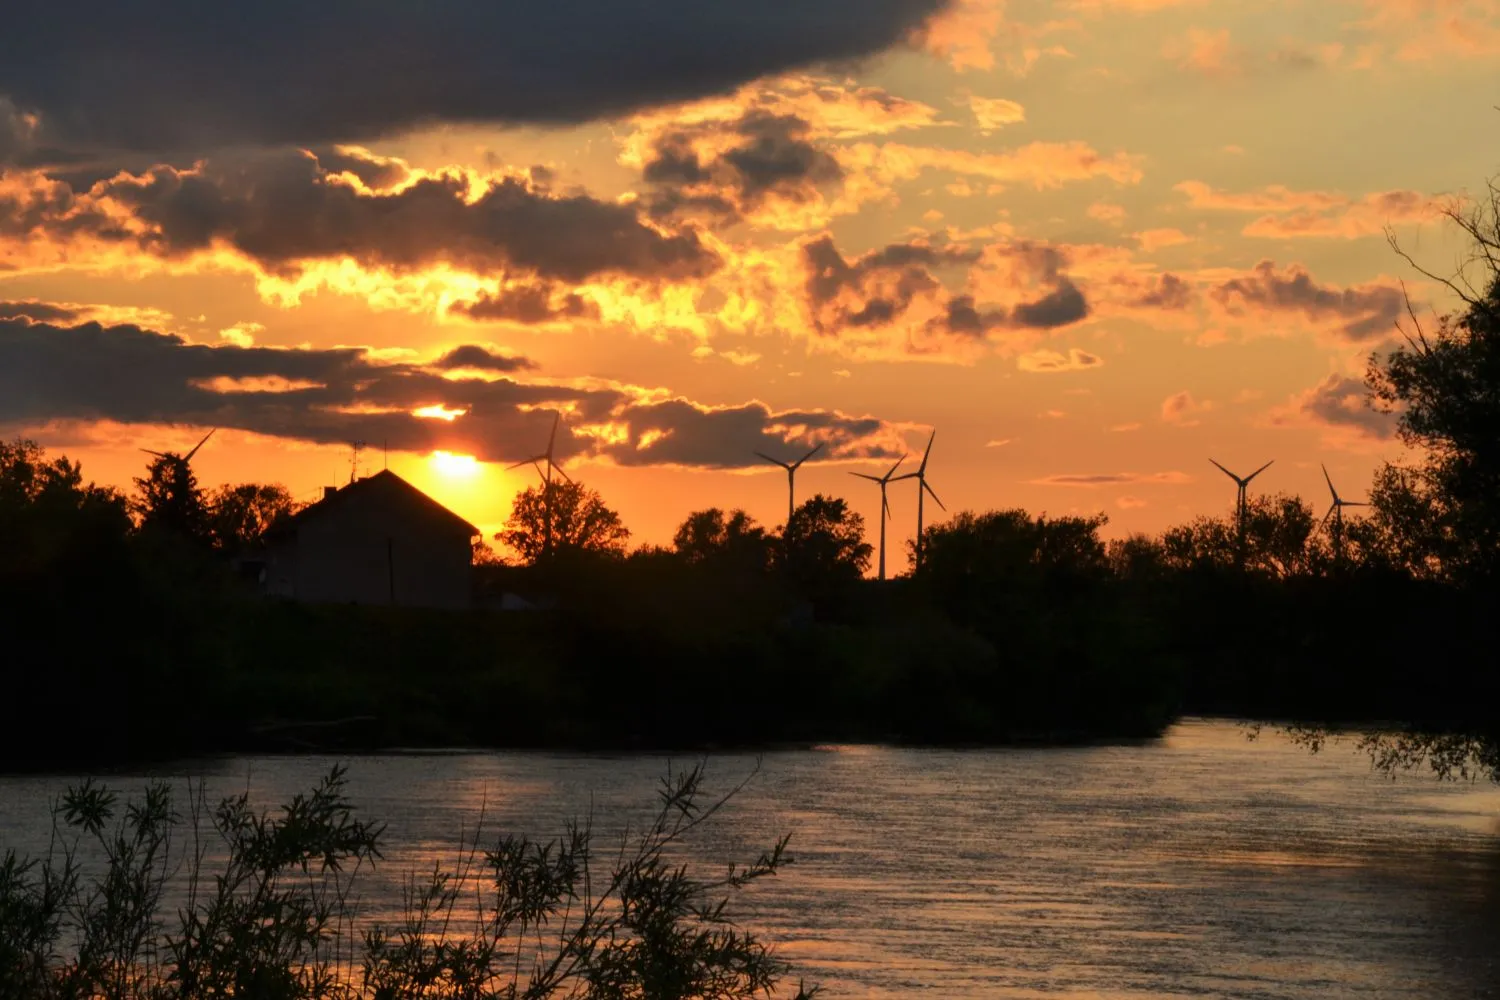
1,719,1497,998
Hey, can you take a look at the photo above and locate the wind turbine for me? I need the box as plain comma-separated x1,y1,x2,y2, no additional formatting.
894,431,945,573
509,412,572,559
849,454,906,581
754,442,823,528
1209,457,1273,556
1320,464,1368,565
141,428,217,471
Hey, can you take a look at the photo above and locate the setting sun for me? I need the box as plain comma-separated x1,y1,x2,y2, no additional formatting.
429,450,479,479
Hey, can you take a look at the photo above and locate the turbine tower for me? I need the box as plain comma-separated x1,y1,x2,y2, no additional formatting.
849,454,906,581
1320,463,1368,565
894,431,945,573
1209,457,1273,556
509,412,572,559
754,442,824,528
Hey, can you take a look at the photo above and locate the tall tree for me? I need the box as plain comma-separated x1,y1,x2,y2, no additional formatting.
134,454,210,544
1366,213,1500,581
500,480,630,565
778,494,871,591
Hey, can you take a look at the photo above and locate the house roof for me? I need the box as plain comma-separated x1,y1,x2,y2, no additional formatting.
271,469,479,539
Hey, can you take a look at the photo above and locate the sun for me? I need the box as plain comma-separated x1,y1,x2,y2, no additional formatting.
429,450,479,479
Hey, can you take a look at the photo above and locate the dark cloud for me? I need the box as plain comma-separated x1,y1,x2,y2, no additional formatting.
803,235,1091,341
1131,272,1194,310
0,299,80,323
1287,373,1399,439
643,111,843,224
1211,260,1402,341
609,398,892,468
431,345,538,373
3,149,720,286
1030,471,1190,487
0,0,948,159
803,235,975,332
935,295,1006,336
1011,277,1088,328
450,285,602,324
0,317,896,468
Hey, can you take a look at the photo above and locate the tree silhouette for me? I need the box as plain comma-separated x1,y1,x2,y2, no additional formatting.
206,483,298,555
1161,493,1316,578
1365,271,1500,581
134,453,210,544
500,479,630,564
672,508,773,574
778,494,871,591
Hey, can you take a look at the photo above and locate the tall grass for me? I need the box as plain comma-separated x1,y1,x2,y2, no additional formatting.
0,764,815,1000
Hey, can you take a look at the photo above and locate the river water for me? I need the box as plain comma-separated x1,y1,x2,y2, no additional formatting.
1,719,1497,997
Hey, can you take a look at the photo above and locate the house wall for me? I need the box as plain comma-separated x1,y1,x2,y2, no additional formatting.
265,503,473,610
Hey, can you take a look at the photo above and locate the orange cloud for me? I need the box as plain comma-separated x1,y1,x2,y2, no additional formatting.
966,95,1027,130
1176,180,1445,238
1161,390,1213,425
1135,228,1193,252
1017,347,1103,372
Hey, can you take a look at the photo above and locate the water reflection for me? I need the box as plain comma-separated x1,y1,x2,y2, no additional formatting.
0,720,1496,998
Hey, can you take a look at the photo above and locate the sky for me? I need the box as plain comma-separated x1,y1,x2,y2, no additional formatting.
2,0,1497,570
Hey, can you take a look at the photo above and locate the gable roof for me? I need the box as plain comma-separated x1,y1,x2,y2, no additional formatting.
273,470,479,539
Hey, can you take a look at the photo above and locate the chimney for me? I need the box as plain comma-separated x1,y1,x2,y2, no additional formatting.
323,486,338,500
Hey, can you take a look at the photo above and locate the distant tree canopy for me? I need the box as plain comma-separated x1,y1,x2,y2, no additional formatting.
501,480,630,565
777,494,871,592
206,483,299,555
919,509,1110,583
672,508,773,574
1159,493,1318,578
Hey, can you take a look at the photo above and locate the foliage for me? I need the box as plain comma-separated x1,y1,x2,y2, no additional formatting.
500,480,630,565
1158,493,1318,578
777,494,871,594
672,508,773,575
134,453,212,544
0,766,815,1000
206,482,299,555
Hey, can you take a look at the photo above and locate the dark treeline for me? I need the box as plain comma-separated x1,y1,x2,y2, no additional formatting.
3,185,1498,774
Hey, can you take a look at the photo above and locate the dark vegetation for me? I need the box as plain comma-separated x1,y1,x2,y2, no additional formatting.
2,179,1498,780
0,763,817,1000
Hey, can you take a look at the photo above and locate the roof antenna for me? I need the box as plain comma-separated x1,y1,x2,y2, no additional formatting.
350,440,367,484
383,438,389,471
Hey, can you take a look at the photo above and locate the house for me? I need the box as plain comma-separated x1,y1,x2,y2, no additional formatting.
262,470,478,610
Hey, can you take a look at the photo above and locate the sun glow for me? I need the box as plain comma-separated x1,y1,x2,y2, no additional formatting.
414,404,468,421
429,450,479,478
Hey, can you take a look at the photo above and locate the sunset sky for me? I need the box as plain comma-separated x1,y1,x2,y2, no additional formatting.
2,0,1497,569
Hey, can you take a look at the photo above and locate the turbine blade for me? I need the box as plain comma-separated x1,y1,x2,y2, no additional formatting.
800,441,825,465
1320,504,1334,527
547,411,560,458
753,450,791,470
182,428,217,462
1209,458,1239,483
918,430,936,473
553,463,574,484
140,449,171,459
883,493,891,520
850,472,882,482
1321,462,1338,502
1245,459,1274,484
883,453,907,481
1342,500,1369,507
923,480,946,511
890,472,919,482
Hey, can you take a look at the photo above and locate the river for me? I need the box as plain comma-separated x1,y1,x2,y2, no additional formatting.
2,719,1497,997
